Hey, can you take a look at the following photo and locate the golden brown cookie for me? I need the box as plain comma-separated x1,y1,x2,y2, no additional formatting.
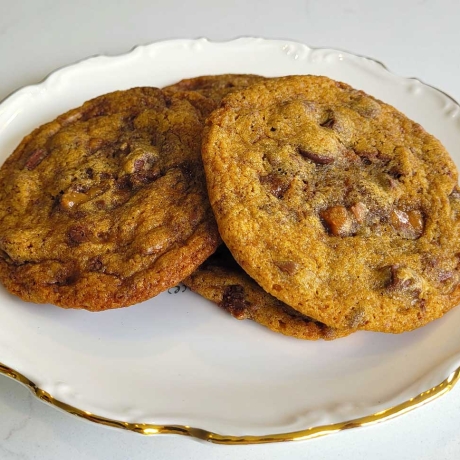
202,75,460,333
0,87,220,311
184,246,351,340
163,74,266,106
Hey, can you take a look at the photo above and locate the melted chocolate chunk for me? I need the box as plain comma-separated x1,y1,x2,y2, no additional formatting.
298,147,335,165
386,264,423,300
260,174,290,199
68,225,88,245
220,284,250,319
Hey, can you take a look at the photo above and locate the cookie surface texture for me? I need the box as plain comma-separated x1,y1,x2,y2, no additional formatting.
0,87,220,310
202,75,460,333
184,246,351,340
163,74,266,105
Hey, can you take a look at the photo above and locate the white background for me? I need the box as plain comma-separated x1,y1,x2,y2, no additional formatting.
1,0,460,458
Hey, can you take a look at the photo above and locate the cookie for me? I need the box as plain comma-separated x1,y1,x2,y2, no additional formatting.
202,75,460,333
0,87,220,311
184,246,351,340
163,74,266,105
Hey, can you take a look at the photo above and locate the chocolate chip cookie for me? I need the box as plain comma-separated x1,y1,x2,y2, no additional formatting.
202,75,460,333
0,87,220,311
184,246,351,340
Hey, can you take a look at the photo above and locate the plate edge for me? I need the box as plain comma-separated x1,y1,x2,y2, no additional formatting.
1,360,459,444
1,37,459,109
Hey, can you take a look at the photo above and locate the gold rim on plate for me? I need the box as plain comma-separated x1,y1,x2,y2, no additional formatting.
1,361,459,443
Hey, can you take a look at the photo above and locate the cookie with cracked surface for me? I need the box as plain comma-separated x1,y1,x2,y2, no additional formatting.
163,74,267,107
184,246,351,340
202,75,460,333
0,87,220,311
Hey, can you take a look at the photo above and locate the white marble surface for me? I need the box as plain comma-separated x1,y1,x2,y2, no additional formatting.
0,0,460,458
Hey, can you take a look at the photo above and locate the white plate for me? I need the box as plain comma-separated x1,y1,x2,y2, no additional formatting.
1,38,460,443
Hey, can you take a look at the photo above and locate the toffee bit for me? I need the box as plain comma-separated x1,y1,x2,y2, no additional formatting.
320,206,353,236
350,202,368,224
390,209,424,239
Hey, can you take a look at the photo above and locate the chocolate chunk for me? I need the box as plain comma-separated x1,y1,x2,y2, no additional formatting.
438,270,455,282
99,172,111,180
68,225,88,245
88,257,103,272
386,264,423,300
274,260,299,275
55,272,79,286
298,147,335,165
129,169,162,188
388,166,403,179
133,159,145,171
115,175,133,191
220,284,250,319
260,174,289,198
24,148,49,170
0,249,12,263
319,111,335,129
60,111,83,126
